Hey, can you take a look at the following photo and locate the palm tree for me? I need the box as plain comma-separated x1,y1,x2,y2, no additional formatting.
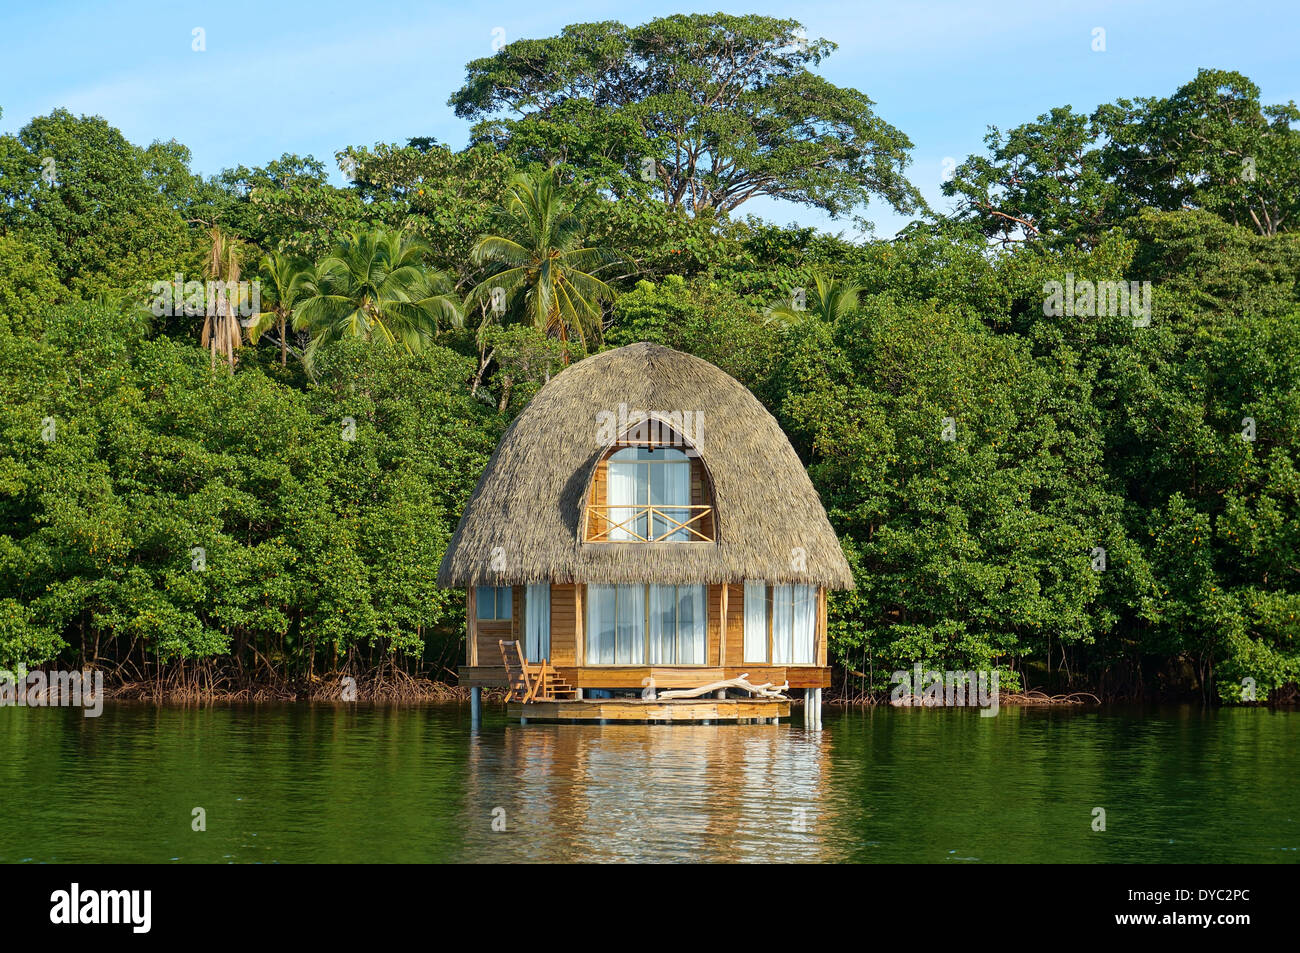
247,250,309,367
764,273,864,327
469,169,618,358
293,227,463,373
200,225,247,370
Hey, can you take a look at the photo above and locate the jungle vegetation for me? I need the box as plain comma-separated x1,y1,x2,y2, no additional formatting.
0,14,1297,702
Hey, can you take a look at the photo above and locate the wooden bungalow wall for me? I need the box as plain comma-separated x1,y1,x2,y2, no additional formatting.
466,583,829,687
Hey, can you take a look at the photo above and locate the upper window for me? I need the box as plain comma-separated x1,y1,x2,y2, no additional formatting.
606,446,693,541
585,420,717,543
475,586,512,621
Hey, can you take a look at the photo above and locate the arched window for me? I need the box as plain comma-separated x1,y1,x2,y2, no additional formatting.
585,430,716,543
605,446,693,541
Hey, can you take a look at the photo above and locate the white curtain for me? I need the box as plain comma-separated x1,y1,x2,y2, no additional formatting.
678,585,705,663
586,585,616,664
525,583,550,662
587,584,707,665
743,581,768,662
615,584,645,664
771,585,794,663
651,460,691,540
607,461,639,540
648,585,674,664
792,584,816,664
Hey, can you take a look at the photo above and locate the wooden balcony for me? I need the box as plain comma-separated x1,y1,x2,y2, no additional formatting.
584,504,715,542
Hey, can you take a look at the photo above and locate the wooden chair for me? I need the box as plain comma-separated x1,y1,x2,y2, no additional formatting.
499,640,535,702
498,640,578,702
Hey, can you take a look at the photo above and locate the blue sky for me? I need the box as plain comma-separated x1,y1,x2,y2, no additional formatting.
1,0,1297,238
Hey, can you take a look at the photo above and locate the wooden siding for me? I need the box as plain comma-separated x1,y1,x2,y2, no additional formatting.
512,585,522,643
707,583,723,666
818,586,828,667
466,588,476,665
475,621,512,667
723,583,744,667
550,584,577,666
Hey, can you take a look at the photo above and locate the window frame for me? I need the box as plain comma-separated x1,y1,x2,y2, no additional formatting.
475,585,512,621
584,583,709,666
743,583,818,666
606,446,694,541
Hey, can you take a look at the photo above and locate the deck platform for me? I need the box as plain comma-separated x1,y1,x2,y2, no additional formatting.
507,697,791,723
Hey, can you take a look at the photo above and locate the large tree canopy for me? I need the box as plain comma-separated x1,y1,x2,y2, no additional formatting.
944,69,1300,247
0,109,205,296
449,14,925,220
1097,69,1300,236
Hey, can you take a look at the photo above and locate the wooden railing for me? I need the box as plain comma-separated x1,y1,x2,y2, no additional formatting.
585,504,715,542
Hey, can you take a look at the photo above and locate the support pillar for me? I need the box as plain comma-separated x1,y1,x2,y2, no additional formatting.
470,687,482,728
805,687,822,730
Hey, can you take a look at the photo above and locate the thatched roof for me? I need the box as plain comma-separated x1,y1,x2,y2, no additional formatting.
438,342,854,589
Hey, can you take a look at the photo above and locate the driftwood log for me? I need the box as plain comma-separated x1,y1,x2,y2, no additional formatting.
657,674,790,700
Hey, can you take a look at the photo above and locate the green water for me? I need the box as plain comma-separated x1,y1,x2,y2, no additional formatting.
0,703,1295,863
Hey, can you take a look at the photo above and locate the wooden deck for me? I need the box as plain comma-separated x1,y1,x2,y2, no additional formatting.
507,697,791,723
461,665,830,689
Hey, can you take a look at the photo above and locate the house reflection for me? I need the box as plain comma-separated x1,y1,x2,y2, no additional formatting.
464,721,843,863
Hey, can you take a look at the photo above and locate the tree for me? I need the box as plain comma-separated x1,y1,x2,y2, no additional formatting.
942,106,1115,248
944,70,1300,246
765,273,863,327
0,302,502,683
338,140,517,286
293,227,463,373
0,109,204,296
199,226,247,371
248,250,310,367
469,169,618,356
449,14,924,220
0,234,64,336
212,153,373,259
1097,69,1300,236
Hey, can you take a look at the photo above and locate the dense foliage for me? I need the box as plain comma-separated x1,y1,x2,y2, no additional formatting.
0,22,1297,702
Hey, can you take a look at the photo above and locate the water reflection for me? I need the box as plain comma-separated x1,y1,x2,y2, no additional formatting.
0,704,1295,863
464,722,841,863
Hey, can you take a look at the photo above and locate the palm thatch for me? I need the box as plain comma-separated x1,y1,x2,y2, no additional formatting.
438,342,854,589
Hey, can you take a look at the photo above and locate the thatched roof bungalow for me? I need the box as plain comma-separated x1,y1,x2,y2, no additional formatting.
441,342,852,719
